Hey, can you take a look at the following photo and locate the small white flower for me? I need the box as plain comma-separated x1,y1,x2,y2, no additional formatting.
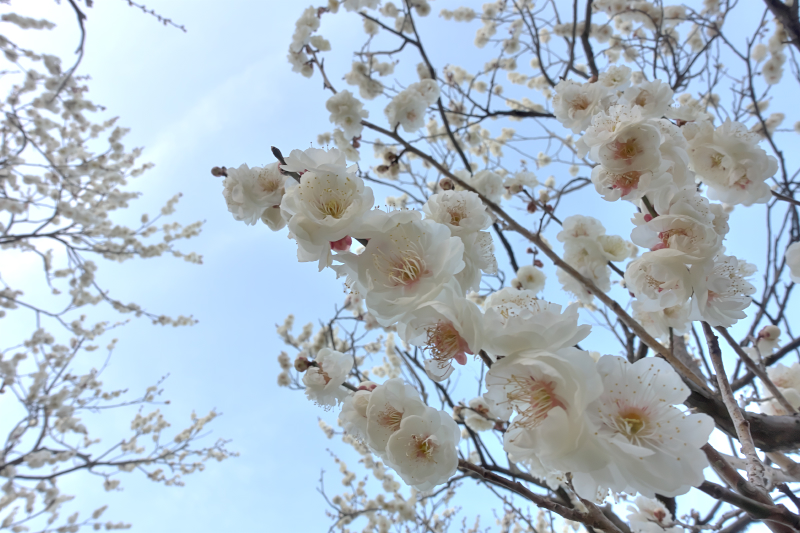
627,496,683,533
302,348,354,407
464,397,495,432
222,163,287,226
384,406,460,491
396,283,485,381
690,254,756,327
482,288,591,357
422,190,492,236
786,242,800,283
281,148,374,270
486,349,605,477
326,90,369,140
625,250,693,311
686,118,776,206
553,79,609,133
337,210,465,326
366,378,427,455
515,265,546,293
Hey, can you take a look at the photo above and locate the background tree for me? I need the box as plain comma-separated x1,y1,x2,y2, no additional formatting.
0,3,233,531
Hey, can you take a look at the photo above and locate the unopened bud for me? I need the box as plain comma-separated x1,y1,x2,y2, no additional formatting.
211,166,227,177
358,380,378,391
758,325,781,341
439,178,455,190
330,235,353,251
644,214,653,222
526,201,537,213
534,259,543,268
294,356,311,372
510,277,523,289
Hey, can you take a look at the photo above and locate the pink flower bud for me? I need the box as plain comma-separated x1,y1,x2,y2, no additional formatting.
294,356,311,372
330,236,353,251
358,381,377,391
644,214,653,222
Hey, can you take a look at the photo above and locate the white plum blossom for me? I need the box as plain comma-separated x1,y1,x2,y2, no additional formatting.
486,349,605,478
326,90,369,140
366,378,426,455
592,121,663,174
339,387,373,440
302,348,354,407
513,265,546,293
464,397,495,432
553,79,609,133
625,250,693,311
630,214,720,262
280,148,374,269
599,65,632,90
762,363,800,416
690,254,756,327
786,242,800,283
632,300,692,341
591,161,673,203
503,171,538,198
459,169,505,204
456,230,498,292
422,190,492,237
573,356,714,499
335,210,465,325
622,79,674,119
384,406,460,491
396,283,485,381
556,215,606,241
685,118,777,206
385,80,440,132
627,496,684,533
342,0,381,11
482,289,591,357
222,163,287,226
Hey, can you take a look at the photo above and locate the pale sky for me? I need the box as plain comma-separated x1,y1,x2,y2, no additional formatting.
4,0,792,531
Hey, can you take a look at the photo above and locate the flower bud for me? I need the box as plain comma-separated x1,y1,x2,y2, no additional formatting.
330,235,353,251
526,201,537,213
358,380,378,391
294,356,311,372
758,325,781,341
439,177,455,190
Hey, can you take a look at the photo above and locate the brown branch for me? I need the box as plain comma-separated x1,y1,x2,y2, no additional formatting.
457,460,623,533
715,326,797,414
703,322,768,492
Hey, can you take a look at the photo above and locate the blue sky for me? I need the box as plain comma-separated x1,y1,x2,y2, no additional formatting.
4,0,794,531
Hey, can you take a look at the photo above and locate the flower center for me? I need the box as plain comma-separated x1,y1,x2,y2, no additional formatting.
409,434,437,461
634,90,651,108
571,95,591,112
609,137,643,163
447,205,467,226
505,375,565,428
256,171,282,195
710,153,724,168
615,406,650,440
425,320,468,363
376,404,404,432
312,187,353,219
611,170,642,195
373,244,428,287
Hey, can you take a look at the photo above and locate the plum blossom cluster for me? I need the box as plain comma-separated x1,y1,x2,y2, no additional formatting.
222,145,713,499
553,71,767,337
